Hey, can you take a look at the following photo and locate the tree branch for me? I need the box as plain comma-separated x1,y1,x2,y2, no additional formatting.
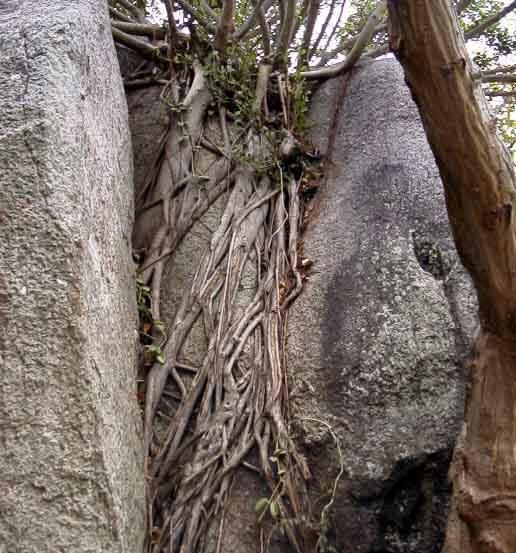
311,0,348,63
112,20,168,39
113,0,146,22
301,0,386,80
315,21,385,67
215,0,235,51
299,0,321,66
479,64,516,76
388,3,516,553
161,0,181,79
275,0,297,64
388,0,516,335
464,0,516,40
256,1,272,57
480,74,516,84
485,89,516,98
112,27,169,63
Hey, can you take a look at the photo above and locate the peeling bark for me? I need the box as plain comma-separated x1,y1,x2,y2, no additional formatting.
388,1,516,552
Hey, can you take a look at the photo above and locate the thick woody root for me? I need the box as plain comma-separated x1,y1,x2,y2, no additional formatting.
134,65,313,553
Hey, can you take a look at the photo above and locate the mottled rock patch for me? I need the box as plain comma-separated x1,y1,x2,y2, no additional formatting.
287,58,477,553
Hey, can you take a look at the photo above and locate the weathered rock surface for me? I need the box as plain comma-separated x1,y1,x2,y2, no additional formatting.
0,3,145,553
287,58,477,552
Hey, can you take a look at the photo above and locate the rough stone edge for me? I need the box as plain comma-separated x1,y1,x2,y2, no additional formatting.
0,2,145,552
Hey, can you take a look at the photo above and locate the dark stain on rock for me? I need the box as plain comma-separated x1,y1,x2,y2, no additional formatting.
320,163,414,413
327,449,453,553
316,161,462,551
365,449,453,553
320,162,459,414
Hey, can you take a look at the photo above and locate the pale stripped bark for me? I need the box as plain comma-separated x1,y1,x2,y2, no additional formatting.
388,1,516,552
128,47,313,553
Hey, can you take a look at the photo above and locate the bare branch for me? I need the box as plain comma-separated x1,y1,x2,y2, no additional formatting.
257,2,272,57
112,20,167,39
316,21,386,67
112,27,168,63
485,90,516,98
302,0,387,80
480,74,516,84
109,6,134,23
480,64,516,76
233,0,272,40
455,0,474,16
215,0,235,51
299,0,321,66
275,0,297,63
161,0,180,78
311,0,347,62
464,0,516,40
113,0,146,22
124,77,169,89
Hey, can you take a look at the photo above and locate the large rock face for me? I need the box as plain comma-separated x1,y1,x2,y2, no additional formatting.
287,58,477,552
0,3,145,553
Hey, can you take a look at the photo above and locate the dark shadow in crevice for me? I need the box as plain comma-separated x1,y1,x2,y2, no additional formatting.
350,448,454,553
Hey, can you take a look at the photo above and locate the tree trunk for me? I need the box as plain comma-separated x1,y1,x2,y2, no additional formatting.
388,1,516,552
443,330,516,552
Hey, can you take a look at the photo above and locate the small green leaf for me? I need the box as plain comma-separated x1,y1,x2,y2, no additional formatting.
154,321,166,334
270,501,280,519
156,352,165,364
254,498,269,515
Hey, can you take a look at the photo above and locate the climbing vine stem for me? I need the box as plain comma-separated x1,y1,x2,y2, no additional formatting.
124,29,326,552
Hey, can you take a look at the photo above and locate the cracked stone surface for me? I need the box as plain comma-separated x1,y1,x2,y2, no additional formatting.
0,3,145,552
287,58,478,553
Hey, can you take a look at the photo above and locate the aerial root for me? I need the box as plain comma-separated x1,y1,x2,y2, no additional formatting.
133,62,318,553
